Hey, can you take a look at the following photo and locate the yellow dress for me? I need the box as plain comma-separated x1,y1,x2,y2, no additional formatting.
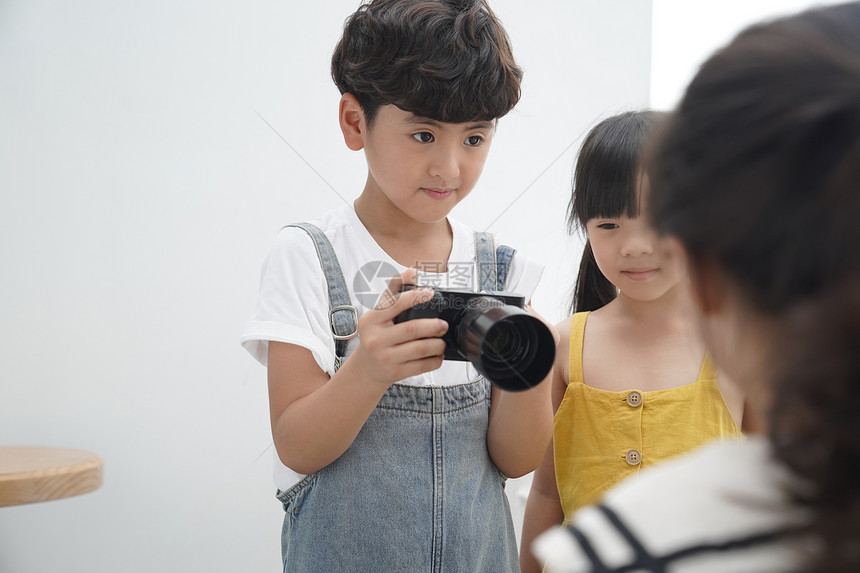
553,312,742,522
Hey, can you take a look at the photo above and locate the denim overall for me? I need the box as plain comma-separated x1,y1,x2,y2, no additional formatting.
277,223,519,573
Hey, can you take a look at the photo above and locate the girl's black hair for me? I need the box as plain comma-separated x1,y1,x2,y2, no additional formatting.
567,110,666,314
649,3,860,571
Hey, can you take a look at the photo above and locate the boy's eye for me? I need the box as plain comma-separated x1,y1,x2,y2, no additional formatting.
412,132,434,143
465,135,484,146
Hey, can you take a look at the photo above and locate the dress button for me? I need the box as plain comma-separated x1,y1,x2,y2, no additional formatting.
626,390,643,407
625,449,642,465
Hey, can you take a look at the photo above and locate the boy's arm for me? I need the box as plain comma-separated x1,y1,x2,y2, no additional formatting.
520,436,564,573
486,305,558,478
267,273,447,475
519,333,569,572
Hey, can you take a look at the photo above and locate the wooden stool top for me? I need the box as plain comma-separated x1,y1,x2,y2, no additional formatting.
0,446,103,507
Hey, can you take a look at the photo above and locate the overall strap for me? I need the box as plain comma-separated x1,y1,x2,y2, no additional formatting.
474,231,516,292
284,223,357,372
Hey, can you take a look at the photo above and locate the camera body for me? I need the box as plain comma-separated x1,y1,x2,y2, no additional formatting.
395,288,526,361
394,287,555,391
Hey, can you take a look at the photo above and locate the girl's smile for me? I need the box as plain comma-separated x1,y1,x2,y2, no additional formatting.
620,268,659,281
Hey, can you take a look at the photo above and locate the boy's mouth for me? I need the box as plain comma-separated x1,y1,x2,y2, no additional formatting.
422,188,454,200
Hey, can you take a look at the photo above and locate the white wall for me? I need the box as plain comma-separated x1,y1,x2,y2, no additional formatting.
651,0,845,109
0,1,650,571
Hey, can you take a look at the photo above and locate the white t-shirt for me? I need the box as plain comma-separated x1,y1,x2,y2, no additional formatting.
535,436,810,573
241,203,544,490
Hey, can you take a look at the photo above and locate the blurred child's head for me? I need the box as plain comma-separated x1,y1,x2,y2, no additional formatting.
649,4,860,569
650,6,860,318
331,0,522,127
568,111,667,313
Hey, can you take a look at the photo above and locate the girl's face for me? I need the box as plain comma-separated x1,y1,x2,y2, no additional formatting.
585,209,687,303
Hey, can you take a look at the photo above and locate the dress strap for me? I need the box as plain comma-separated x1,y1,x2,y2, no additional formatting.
284,223,357,372
697,353,718,382
568,312,589,385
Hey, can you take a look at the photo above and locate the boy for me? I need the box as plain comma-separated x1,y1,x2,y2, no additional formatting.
242,1,553,570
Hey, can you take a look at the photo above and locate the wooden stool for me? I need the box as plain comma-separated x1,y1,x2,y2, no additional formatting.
0,446,103,507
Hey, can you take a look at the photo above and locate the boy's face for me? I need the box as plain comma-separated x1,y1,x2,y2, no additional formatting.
360,104,496,224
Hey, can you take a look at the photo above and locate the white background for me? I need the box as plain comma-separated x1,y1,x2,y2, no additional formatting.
0,1,835,571
652,0,843,109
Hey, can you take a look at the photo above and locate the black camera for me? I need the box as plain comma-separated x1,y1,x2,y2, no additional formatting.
394,287,555,391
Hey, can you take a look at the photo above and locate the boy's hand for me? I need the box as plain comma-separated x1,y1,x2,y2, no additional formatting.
351,269,448,387
525,303,561,348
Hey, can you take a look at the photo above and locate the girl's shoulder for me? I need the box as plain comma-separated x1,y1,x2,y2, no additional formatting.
554,313,586,356
555,313,592,386
556,312,590,334
553,316,574,389
554,316,574,354
555,315,575,335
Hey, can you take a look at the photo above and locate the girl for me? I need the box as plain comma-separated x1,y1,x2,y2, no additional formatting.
535,3,860,572
520,111,745,572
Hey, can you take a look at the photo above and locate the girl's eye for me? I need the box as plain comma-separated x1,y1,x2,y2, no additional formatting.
465,135,484,146
412,132,434,143
597,222,619,230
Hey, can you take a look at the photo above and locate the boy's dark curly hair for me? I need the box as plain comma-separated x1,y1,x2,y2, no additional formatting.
331,0,522,125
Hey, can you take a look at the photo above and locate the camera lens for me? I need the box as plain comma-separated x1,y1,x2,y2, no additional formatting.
456,297,555,391
484,322,519,356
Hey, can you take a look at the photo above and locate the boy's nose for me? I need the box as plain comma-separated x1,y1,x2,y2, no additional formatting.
429,147,460,181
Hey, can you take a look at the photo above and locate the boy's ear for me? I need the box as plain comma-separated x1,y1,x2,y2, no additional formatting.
339,93,365,151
